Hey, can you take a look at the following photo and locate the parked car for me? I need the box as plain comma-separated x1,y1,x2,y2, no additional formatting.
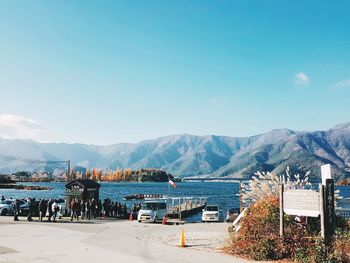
137,200,167,223
19,200,39,216
19,199,66,217
0,199,25,216
202,205,221,222
226,207,240,222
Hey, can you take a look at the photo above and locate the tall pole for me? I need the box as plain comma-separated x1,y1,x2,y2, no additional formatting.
319,184,325,239
240,182,243,213
279,184,284,237
67,160,70,182
167,174,171,198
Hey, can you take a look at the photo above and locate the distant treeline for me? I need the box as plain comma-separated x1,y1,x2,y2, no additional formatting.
70,168,174,182
9,171,53,182
337,178,350,186
0,174,15,184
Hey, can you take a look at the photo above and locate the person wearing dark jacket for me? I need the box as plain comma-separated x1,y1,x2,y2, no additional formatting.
85,200,91,220
80,200,86,220
47,198,53,221
12,199,20,221
91,199,97,218
27,197,33,221
70,199,80,221
38,198,47,222
98,200,102,217
102,199,108,217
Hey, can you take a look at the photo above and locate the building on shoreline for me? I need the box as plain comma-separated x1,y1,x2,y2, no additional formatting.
65,179,100,206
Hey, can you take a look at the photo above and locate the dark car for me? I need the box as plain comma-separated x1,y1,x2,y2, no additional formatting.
19,199,39,216
20,199,66,217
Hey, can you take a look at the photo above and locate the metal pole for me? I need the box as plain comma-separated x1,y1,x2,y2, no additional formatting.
279,184,284,237
179,206,182,223
67,160,70,182
167,174,170,198
319,184,325,239
240,182,243,213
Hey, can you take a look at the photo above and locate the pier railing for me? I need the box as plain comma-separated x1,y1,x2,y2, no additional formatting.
336,208,350,218
167,196,207,218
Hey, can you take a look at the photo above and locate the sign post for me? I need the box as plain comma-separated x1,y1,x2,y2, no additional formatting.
321,164,331,186
319,184,325,238
280,165,335,244
324,179,335,244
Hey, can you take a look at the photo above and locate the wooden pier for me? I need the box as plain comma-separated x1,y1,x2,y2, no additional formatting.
336,208,350,218
167,197,207,218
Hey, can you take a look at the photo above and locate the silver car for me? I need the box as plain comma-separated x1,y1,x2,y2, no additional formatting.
0,199,25,216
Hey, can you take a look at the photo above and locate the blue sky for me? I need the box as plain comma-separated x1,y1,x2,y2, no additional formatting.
0,1,349,144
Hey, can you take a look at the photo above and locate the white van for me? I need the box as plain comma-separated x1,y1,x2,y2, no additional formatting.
137,200,167,223
202,205,221,222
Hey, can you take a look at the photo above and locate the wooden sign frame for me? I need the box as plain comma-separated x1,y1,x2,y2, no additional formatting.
279,179,335,243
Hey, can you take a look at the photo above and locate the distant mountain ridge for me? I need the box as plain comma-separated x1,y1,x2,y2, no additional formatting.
1,122,350,180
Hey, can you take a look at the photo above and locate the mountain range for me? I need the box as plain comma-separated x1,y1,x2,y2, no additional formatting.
1,122,350,180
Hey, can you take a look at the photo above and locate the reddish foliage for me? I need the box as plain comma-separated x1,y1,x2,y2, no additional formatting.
227,195,350,261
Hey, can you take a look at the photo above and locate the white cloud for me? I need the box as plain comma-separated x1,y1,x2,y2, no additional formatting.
295,72,310,85
330,79,350,90
0,114,46,141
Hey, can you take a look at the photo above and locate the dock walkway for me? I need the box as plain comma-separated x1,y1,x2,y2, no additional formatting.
167,197,207,218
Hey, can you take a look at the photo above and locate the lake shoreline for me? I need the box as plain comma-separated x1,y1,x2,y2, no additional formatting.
0,183,52,190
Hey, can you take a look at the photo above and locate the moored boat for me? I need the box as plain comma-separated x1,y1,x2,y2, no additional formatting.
123,193,164,200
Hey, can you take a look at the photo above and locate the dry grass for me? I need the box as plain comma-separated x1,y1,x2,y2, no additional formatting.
241,167,311,204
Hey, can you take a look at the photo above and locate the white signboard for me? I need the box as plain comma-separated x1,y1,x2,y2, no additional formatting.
321,164,332,186
283,190,320,217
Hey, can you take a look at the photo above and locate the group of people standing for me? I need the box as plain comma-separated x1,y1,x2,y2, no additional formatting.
11,197,60,222
69,198,98,221
68,198,132,221
101,198,142,218
5,195,141,222
38,198,60,222
102,198,130,218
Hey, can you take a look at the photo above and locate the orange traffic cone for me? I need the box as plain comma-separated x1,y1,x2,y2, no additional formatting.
129,212,133,221
162,214,167,225
178,228,186,247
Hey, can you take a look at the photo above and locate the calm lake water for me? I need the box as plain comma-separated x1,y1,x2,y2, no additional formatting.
1,182,350,222
0,182,240,222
